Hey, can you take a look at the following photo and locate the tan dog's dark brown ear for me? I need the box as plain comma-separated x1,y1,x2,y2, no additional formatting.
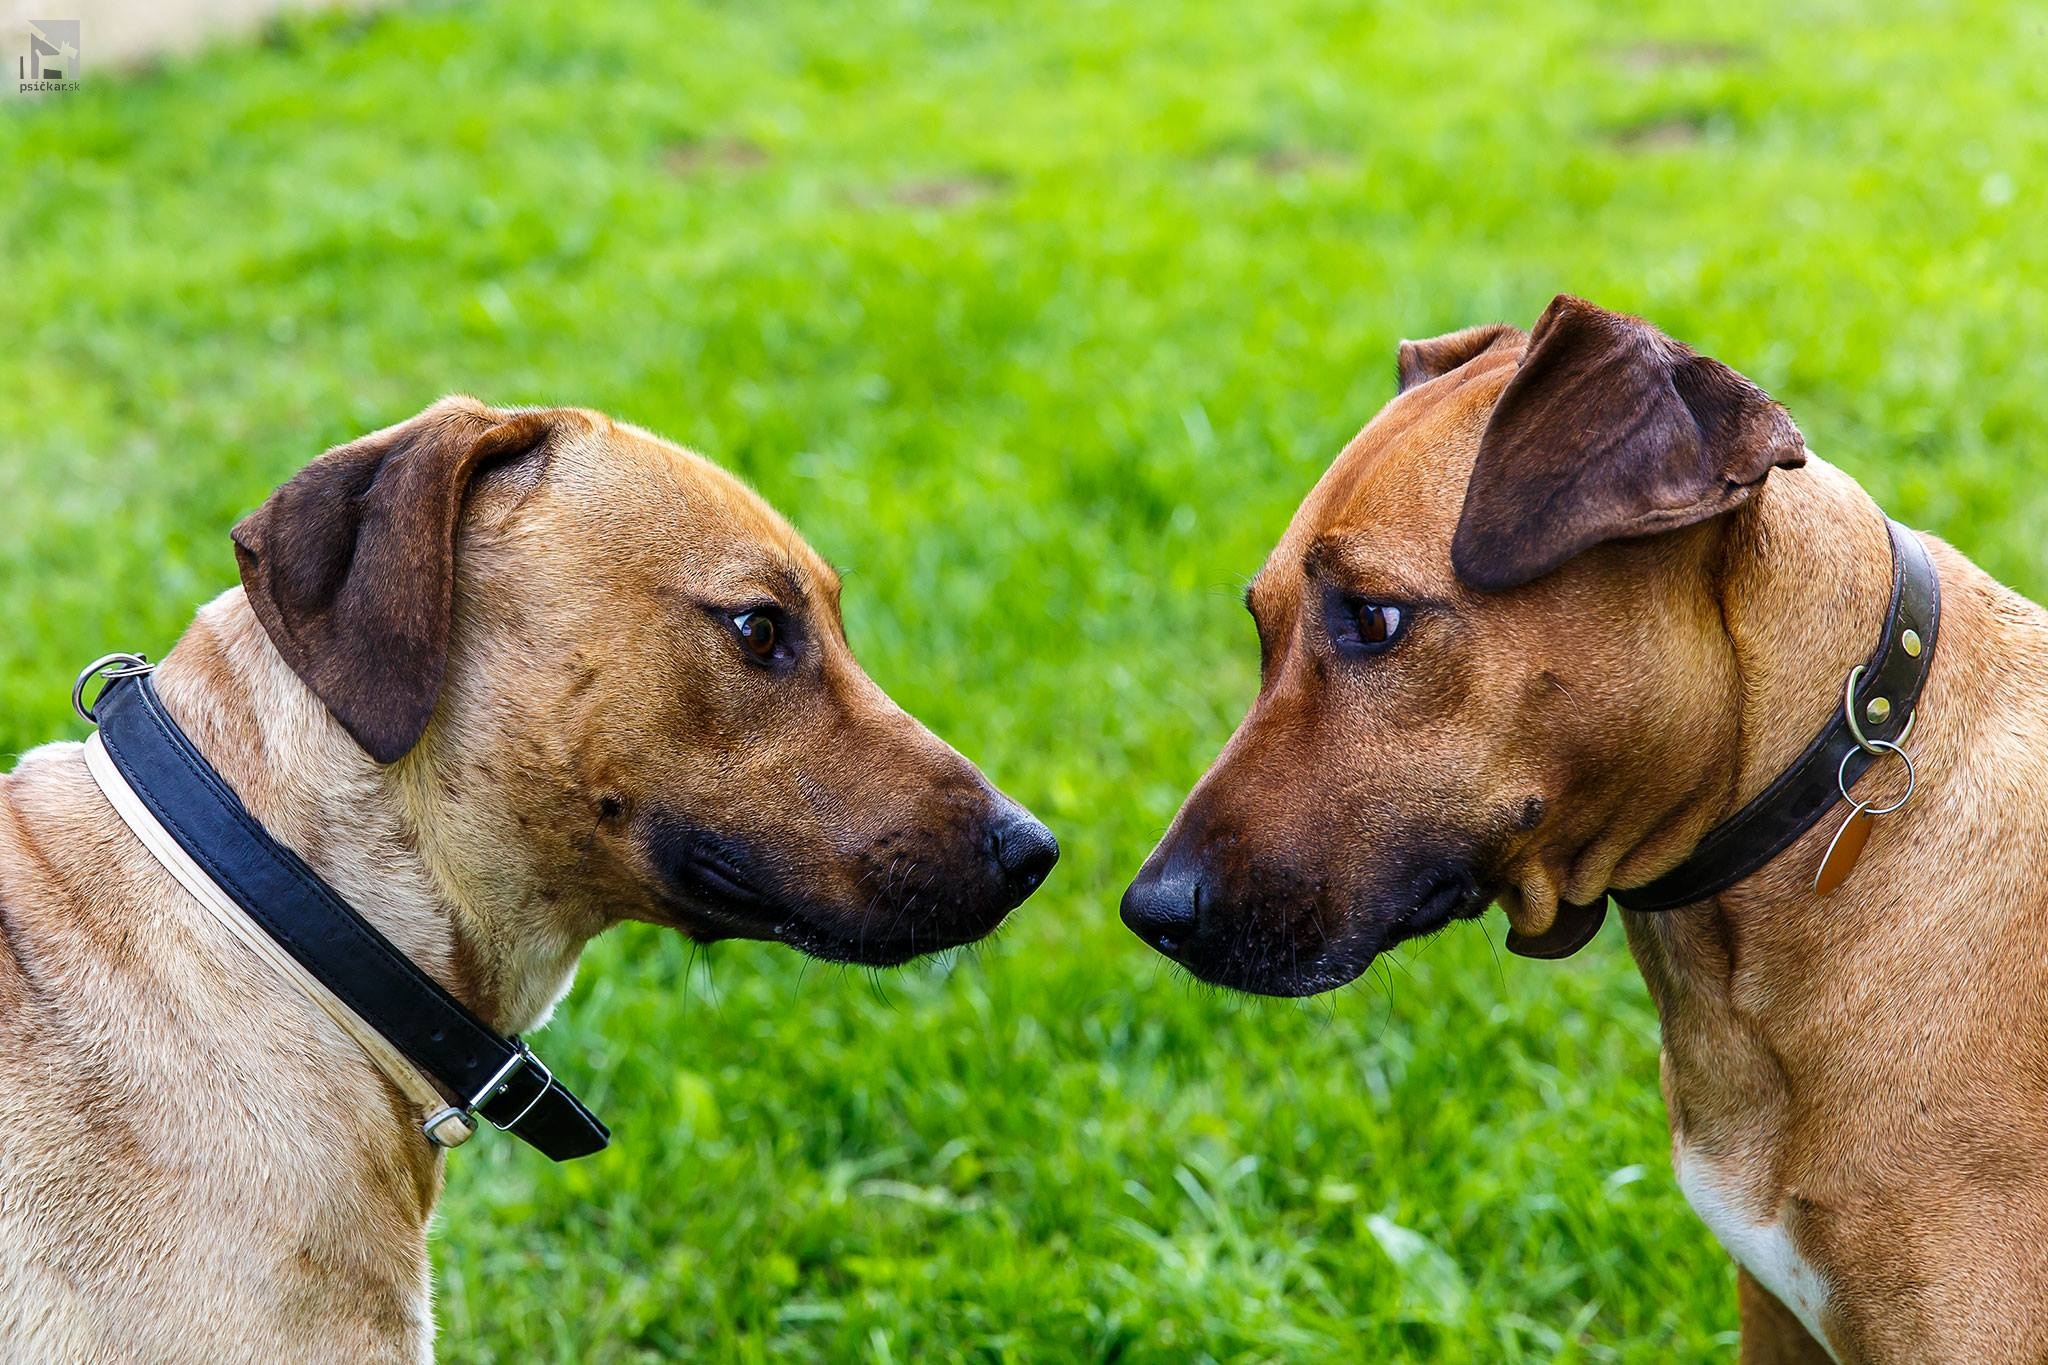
1396,323,1524,393
1451,295,1805,591
232,397,558,764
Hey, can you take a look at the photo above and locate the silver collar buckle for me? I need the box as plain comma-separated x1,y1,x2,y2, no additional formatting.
420,1039,550,1150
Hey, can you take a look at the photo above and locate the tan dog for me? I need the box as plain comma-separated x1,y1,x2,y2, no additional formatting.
1123,296,2048,1361
0,397,1057,1362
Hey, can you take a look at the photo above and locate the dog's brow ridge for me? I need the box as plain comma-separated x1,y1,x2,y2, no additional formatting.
1301,536,1342,584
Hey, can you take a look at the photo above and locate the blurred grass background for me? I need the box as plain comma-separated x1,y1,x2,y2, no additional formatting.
4,0,2045,1359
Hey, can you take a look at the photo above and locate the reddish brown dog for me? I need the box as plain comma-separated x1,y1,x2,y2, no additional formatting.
1124,296,2048,1361
0,398,1056,1360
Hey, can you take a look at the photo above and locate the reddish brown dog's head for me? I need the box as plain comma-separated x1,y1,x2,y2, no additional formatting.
234,397,1056,967
1121,297,1805,994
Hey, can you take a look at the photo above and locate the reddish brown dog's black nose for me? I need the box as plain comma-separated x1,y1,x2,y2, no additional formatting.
990,809,1059,895
1120,867,1199,959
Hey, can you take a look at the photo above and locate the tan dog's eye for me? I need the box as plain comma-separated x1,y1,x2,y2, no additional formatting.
733,610,779,660
1356,602,1403,647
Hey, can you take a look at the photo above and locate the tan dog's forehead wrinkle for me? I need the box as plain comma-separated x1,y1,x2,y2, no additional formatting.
533,419,833,606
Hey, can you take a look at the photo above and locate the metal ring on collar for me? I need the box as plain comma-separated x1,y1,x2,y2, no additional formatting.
1837,737,1915,817
72,653,154,725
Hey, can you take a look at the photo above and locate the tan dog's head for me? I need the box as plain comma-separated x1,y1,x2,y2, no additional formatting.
232,397,1056,965
1121,296,1804,994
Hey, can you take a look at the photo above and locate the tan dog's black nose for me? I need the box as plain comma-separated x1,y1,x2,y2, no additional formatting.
1120,864,1200,959
989,807,1059,899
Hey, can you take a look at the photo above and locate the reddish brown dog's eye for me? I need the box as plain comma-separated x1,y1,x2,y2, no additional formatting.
734,611,777,659
1356,602,1403,645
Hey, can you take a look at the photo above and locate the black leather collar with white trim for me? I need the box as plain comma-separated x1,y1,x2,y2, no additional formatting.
88,668,609,1160
1508,517,1940,958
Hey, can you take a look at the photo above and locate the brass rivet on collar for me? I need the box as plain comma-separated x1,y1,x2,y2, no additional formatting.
1902,628,1922,658
1866,696,1893,726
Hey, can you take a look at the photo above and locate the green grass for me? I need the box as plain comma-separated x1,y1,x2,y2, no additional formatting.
6,0,2047,1358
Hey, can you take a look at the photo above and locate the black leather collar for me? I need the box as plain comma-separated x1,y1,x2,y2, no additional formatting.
1509,517,1940,958
89,670,609,1160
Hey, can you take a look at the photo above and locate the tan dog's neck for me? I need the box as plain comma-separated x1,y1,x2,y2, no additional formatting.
152,588,590,1038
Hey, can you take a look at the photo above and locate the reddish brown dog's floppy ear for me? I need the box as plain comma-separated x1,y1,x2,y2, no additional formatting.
1451,296,1805,591
232,397,558,764
1395,323,1524,393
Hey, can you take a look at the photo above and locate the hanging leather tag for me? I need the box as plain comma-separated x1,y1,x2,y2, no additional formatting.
1812,803,1874,896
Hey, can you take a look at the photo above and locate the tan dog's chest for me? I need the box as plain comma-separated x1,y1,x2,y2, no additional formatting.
0,751,440,1363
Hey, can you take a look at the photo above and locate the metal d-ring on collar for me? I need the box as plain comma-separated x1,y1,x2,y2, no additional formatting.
1842,662,1916,756
74,652,155,724
1837,663,1916,819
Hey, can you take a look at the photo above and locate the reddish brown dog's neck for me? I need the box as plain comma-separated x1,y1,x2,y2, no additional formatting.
1520,459,1902,924
1627,448,2048,954
1715,461,1900,815
1579,456,1937,914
